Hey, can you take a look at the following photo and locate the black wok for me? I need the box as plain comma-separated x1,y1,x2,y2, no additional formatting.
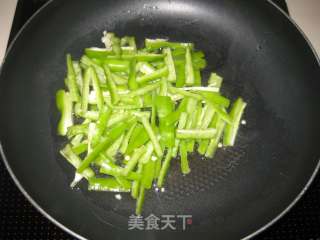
0,0,319,239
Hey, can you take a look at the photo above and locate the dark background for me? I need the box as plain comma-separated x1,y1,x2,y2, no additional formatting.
0,0,319,239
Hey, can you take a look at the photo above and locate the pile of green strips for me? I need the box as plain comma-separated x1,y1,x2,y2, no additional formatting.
56,32,246,214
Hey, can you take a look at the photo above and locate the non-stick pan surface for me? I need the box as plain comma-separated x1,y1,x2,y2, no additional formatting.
0,0,319,239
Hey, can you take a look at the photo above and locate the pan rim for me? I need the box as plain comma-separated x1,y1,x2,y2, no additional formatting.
0,0,319,239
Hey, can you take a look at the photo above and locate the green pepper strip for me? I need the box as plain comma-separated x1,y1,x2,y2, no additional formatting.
163,48,176,82
206,117,226,157
126,124,150,155
136,66,168,84
135,185,146,215
138,62,156,75
128,59,138,90
208,73,223,90
85,48,113,59
72,142,88,155
141,156,156,189
115,176,132,189
104,65,120,104
112,73,128,85
169,87,203,100
176,129,217,139
131,161,143,199
104,59,130,72
66,54,81,102
92,107,112,146
81,67,91,113
145,38,194,50
140,116,163,158
77,122,128,173
119,122,137,154
175,62,186,87
127,81,161,98
157,148,172,187
60,144,94,177
199,92,230,108
223,98,247,146
194,68,201,86
88,177,130,192
122,146,146,176
91,67,104,111
66,123,89,138
185,47,195,86
98,155,141,181
172,112,188,157
73,61,83,90
106,134,124,158
180,141,190,175
56,90,73,136
80,55,106,84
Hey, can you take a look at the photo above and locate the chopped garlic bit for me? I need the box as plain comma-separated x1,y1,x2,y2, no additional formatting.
218,143,223,148
241,120,247,125
101,31,113,50
115,194,122,200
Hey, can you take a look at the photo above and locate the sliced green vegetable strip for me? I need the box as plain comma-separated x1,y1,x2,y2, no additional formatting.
60,144,94,179
115,176,132,189
163,48,176,82
223,98,247,146
99,156,141,181
157,148,172,187
176,129,217,139
67,123,89,138
127,81,160,98
72,142,88,155
81,67,91,113
91,67,104,111
126,125,149,154
136,66,168,84
85,47,113,59
112,73,128,85
141,157,156,189
73,61,83,90
138,62,155,75
169,87,202,100
140,116,163,158
92,107,112,146
106,134,124,158
88,177,130,192
77,122,128,173
104,65,120,104
206,117,226,157
194,68,201,86
185,47,195,86
56,90,73,136
66,54,81,102
154,155,161,179
128,59,138,90
200,92,230,108
175,63,185,87
104,59,129,72
119,122,137,154
135,185,145,215
208,73,223,90
145,38,193,50
172,112,188,157
180,141,190,174
122,146,146,176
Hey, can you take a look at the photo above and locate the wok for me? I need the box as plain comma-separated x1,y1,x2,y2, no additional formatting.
0,0,319,239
